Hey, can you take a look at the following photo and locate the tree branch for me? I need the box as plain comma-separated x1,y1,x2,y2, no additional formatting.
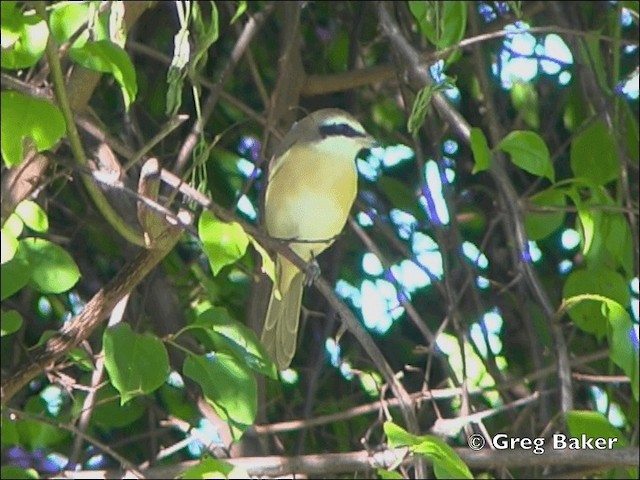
0,210,191,405
57,446,640,478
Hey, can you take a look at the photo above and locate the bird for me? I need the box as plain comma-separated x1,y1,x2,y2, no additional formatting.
261,108,377,369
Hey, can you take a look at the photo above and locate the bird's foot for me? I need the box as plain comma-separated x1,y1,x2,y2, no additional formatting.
304,257,321,286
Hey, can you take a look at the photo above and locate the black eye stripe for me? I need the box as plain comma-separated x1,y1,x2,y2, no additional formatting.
319,123,366,139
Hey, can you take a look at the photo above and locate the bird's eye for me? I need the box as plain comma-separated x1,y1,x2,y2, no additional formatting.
319,123,365,139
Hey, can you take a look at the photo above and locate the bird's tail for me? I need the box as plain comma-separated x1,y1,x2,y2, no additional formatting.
261,256,304,369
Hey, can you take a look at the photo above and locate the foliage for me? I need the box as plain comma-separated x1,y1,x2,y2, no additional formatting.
384,421,473,479
1,91,66,166
1,1,638,478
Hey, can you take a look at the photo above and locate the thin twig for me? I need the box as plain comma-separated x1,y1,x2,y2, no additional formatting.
5,407,145,477
376,1,574,415
123,115,190,172
174,3,275,174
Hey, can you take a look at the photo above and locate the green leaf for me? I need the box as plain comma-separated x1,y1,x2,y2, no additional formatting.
581,35,610,95
407,83,437,135
33,329,56,348
384,420,420,447
183,352,257,440
229,1,247,24
439,1,467,50
568,185,632,272
1,411,20,447
3,212,24,238
67,345,94,372
524,188,566,240
49,2,90,46
15,200,48,233
413,435,473,479
1,228,18,264
17,395,69,448
624,104,639,164
384,422,472,479
563,84,589,132
327,31,350,72
196,307,278,379
570,120,617,186
0,247,31,300
359,370,383,398
566,185,596,258
604,211,634,277
198,210,249,276
188,1,219,80
0,4,48,69
179,456,248,479
1,91,66,167
20,238,80,294
470,127,491,174
606,303,639,401
566,410,626,446
563,268,630,338
103,323,169,404
497,131,554,182
165,7,191,116
89,384,146,428
408,2,429,36
377,469,404,479
409,1,467,50
158,383,199,422
68,40,137,110
510,82,539,129
1,309,23,336
0,467,39,479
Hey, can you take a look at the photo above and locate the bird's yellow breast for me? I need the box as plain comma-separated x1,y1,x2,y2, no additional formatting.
265,139,359,261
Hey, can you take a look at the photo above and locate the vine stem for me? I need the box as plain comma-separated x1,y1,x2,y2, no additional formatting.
33,1,145,246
